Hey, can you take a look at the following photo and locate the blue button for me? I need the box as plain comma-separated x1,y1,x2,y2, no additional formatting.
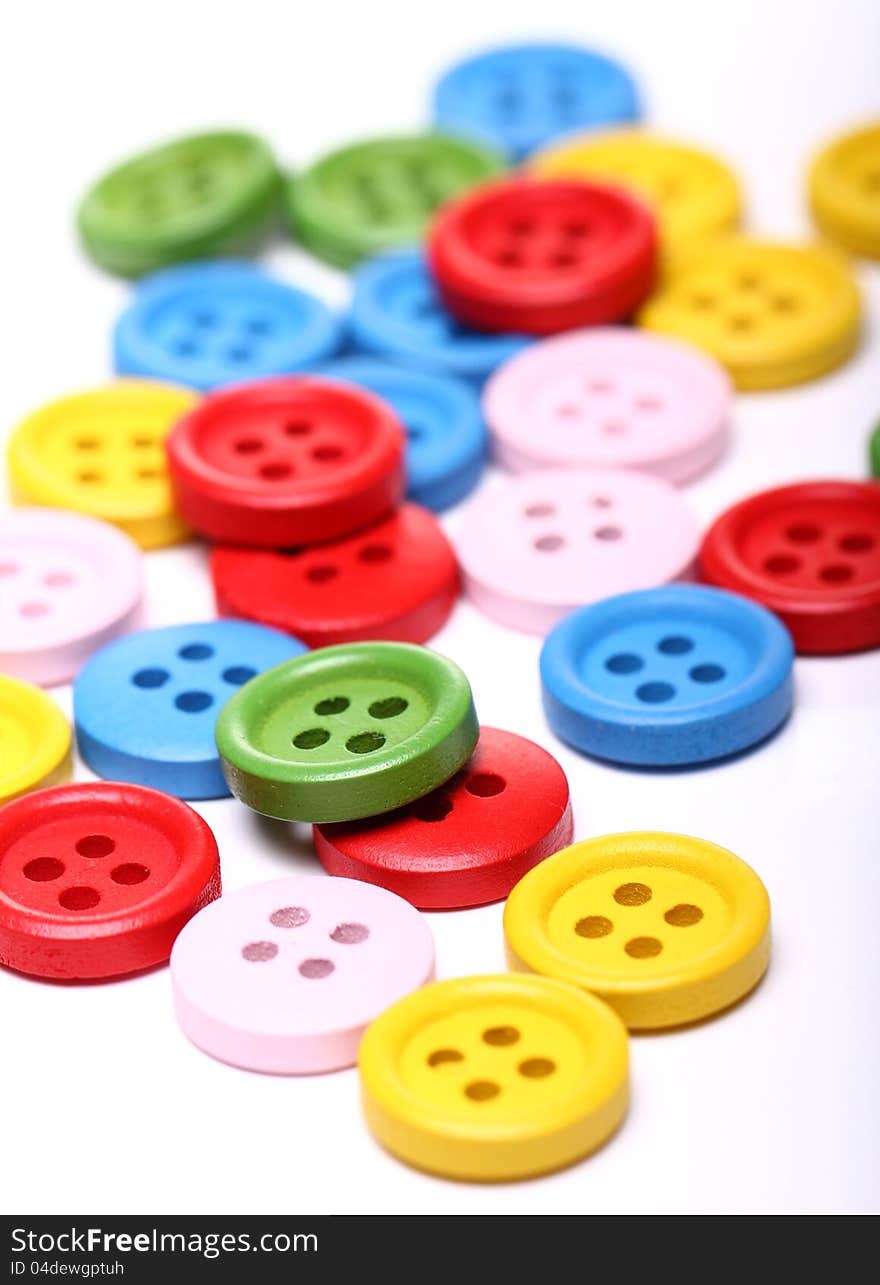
432,43,641,161
74,620,305,798
540,586,794,767
348,251,529,385
113,261,342,391
316,358,486,512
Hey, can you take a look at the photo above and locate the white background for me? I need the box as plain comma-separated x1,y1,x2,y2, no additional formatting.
2,0,879,1217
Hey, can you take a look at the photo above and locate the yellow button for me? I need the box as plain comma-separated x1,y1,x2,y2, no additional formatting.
504,833,770,1030
809,121,880,260
638,239,861,388
0,675,72,804
531,128,742,267
359,973,628,1181
8,381,196,549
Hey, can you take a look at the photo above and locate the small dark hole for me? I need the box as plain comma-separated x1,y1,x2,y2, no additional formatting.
606,653,643,674
132,667,169,688
820,564,854,583
368,697,408,719
307,565,338,583
222,666,256,685
23,858,65,882
359,544,392,563
465,772,505,797
59,886,100,911
690,663,726,683
315,697,349,715
657,636,693,655
174,691,214,712
636,681,676,703
346,731,386,754
179,643,213,661
293,728,330,749
410,792,453,822
428,1049,463,1066
111,863,149,885
75,835,115,859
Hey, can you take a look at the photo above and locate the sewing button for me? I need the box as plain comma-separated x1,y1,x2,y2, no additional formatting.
809,120,880,260
0,676,71,805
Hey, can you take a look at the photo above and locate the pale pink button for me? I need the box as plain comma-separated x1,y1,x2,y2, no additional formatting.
170,875,436,1074
484,328,731,484
455,469,699,633
0,508,143,686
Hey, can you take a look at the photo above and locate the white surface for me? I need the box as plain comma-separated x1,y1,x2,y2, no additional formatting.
2,0,879,1217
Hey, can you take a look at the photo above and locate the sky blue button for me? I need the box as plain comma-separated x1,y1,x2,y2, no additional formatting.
113,261,342,391
74,620,305,798
540,586,794,767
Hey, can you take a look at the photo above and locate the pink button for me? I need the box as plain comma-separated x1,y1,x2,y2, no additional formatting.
455,469,699,633
170,875,435,1074
0,509,143,687
484,328,731,484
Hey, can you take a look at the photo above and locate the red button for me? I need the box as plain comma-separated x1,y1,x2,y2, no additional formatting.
0,782,221,979
428,176,657,335
166,376,406,546
314,726,573,909
700,479,880,654
211,503,459,647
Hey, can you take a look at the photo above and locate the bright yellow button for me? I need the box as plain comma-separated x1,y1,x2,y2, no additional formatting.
504,833,770,1030
809,120,880,260
638,239,861,389
0,675,72,804
8,381,196,549
531,128,742,267
359,973,628,1181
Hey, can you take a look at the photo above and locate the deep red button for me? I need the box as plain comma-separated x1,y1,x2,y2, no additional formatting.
700,479,880,654
314,726,573,908
0,782,221,979
428,176,657,335
166,376,406,546
211,503,459,647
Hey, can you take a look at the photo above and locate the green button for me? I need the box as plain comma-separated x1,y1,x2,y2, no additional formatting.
286,133,504,268
77,131,280,277
871,421,880,479
216,642,479,822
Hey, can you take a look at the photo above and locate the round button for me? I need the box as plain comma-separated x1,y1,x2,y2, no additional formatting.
316,359,487,512
359,973,628,1181
870,421,880,478
74,620,304,800
114,261,342,391
531,129,742,266
211,504,459,649
215,641,479,823
809,120,880,260
429,176,658,335
349,251,529,385
540,585,794,766
0,676,71,805
0,508,142,687
286,133,504,267
700,480,880,654
454,468,699,634
171,875,434,1074
315,726,572,909
166,376,405,546
431,43,641,161
8,381,195,549
0,782,220,980
77,130,279,276
504,832,771,1029
484,327,730,483
639,239,862,389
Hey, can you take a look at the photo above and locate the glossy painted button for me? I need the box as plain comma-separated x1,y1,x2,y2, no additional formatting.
429,177,658,335
315,726,572,909
211,504,459,648
74,621,304,799
216,642,479,823
432,43,640,161
484,327,730,483
316,359,486,511
77,130,279,276
809,121,880,260
0,677,71,804
0,783,220,980
540,586,794,766
455,469,699,634
639,239,862,389
171,875,434,1074
114,262,342,392
286,133,504,268
166,376,405,546
8,381,195,549
532,129,742,266
359,973,628,1181
870,421,880,478
504,832,771,1029
0,509,142,687
348,251,529,385
700,480,880,654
